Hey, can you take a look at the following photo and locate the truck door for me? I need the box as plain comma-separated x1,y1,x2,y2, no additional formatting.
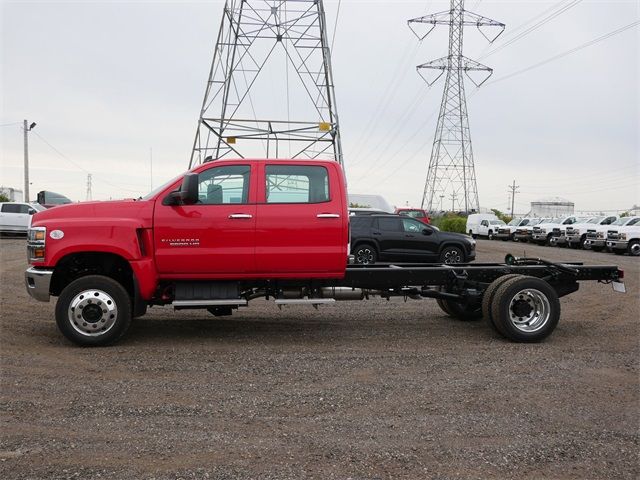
255,163,346,275
479,220,489,236
154,163,257,275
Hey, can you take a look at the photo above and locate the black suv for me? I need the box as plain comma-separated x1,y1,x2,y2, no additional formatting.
350,214,476,264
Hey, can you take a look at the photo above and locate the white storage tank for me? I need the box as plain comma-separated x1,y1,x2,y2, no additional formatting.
530,197,574,217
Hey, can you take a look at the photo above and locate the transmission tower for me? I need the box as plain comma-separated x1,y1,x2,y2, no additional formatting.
189,0,343,168
409,0,504,213
86,174,92,201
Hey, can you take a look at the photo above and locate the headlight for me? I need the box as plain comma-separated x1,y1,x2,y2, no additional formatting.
620,233,627,240
596,232,604,239
27,227,46,262
540,228,546,233
572,229,580,235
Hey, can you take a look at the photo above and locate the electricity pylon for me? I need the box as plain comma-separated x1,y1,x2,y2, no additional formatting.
189,0,343,168
409,0,504,213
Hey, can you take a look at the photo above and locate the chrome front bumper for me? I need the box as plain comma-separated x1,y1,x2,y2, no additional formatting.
584,239,605,248
607,240,628,250
25,267,53,302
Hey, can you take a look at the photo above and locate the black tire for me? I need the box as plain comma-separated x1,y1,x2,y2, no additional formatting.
481,274,523,335
436,298,482,321
353,244,377,265
440,245,465,264
488,230,494,240
490,276,560,342
627,240,640,257
469,230,477,240
55,275,132,346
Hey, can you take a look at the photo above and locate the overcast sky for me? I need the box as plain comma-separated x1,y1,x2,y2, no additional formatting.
1,0,638,213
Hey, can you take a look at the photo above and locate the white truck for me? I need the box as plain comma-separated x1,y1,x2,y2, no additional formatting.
564,215,619,249
496,217,532,241
584,216,640,252
606,223,640,256
512,218,550,243
531,216,579,246
466,214,505,240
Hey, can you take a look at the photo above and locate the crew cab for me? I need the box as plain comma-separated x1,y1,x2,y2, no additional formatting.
563,216,619,249
24,159,625,346
606,224,640,256
496,218,531,241
584,216,640,252
350,214,475,264
531,216,578,245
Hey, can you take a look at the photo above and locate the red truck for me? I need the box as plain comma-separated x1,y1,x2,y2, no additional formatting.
25,159,625,346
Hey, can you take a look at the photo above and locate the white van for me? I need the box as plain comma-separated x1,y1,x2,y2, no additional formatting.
466,214,505,239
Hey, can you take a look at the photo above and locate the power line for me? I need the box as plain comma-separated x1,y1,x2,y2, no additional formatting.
31,131,143,194
479,0,583,61
488,21,640,85
1,122,22,127
330,0,341,52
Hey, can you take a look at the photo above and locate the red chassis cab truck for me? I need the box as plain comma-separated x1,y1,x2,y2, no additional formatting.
395,208,431,225
25,159,624,347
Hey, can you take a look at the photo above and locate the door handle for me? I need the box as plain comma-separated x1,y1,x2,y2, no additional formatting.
228,214,253,219
372,231,382,236
317,213,340,218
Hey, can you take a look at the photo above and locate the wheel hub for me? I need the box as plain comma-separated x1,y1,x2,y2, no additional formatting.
508,288,551,333
68,289,118,337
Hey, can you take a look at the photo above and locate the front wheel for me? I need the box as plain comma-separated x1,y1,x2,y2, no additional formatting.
353,244,377,265
488,230,494,240
55,275,132,346
628,240,640,257
440,246,465,264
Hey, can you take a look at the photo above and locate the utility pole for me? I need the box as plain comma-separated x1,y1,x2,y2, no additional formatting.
409,1,504,213
86,174,93,201
450,192,457,212
439,194,445,212
508,180,520,217
23,120,36,202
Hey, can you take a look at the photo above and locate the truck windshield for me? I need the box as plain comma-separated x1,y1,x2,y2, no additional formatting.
519,219,530,226
508,219,520,226
402,210,426,218
140,173,185,200
586,217,604,224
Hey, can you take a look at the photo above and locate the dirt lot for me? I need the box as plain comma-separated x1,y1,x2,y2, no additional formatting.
1,237,638,479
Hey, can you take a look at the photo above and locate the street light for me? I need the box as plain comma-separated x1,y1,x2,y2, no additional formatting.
24,120,36,202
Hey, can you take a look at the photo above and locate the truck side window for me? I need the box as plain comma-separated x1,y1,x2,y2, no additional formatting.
1,204,22,213
197,165,250,204
481,220,488,227
265,165,329,203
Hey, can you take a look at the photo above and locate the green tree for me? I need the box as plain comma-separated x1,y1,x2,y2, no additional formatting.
0,193,9,202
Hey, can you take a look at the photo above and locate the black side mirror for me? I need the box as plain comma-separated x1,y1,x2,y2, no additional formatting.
164,173,199,205
422,228,432,236
28,209,36,215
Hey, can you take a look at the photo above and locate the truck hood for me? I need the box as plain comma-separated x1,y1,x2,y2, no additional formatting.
31,199,154,229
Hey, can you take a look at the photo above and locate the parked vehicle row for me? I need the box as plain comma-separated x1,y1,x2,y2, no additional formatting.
0,202,45,234
484,213,640,257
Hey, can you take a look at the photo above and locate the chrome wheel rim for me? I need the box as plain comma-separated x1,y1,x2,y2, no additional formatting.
631,243,640,256
356,248,374,264
443,248,462,264
67,289,118,337
508,288,551,333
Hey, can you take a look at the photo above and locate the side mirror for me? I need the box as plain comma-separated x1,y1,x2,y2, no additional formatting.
28,209,36,215
164,173,199,206
422,228,432,236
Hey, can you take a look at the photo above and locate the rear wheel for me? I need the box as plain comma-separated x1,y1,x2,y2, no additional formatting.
481,274,523,335
353,244,377,265
490,276,560,342
440,246,465,264
468,230,477,240
436,298,482,321
628,240,640,257
55,275,132,347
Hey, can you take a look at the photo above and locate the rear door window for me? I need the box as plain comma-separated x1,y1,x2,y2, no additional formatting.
1,204,21,213
377,217,402,232
265,165,329,203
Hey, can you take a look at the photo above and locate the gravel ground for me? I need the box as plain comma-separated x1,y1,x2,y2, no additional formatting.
1,237,638,479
